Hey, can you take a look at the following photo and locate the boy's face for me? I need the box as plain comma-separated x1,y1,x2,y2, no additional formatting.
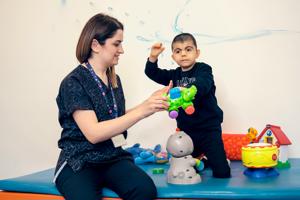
171,40,200,71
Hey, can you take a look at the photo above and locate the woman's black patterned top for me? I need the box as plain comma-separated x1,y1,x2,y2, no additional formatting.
55,65,132,174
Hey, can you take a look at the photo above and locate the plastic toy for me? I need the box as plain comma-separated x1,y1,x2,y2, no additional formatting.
242,143,278,168
125,143,169,164
243,168,279,178
166,130,201,184
166,85,197,119
246,127,258,143
152,168,165,174
195,158,205,171
241,142,279,178
256,124,292,168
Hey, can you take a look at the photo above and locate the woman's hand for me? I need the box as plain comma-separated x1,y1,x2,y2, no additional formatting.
73,81,173,144
137,81,173,118
149,43,165,63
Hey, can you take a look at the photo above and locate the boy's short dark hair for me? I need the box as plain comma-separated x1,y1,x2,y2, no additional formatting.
171,33,197,50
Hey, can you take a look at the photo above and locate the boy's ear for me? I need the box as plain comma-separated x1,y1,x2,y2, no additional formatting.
171,53,175,61
196,49,200,58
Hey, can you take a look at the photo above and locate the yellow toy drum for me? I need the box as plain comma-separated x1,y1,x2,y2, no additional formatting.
242,143,278,168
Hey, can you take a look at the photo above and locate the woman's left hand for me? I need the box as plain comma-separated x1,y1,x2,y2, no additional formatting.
137,81,173,118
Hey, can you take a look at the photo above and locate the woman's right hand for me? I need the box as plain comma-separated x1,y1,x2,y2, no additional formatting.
137,81,173,119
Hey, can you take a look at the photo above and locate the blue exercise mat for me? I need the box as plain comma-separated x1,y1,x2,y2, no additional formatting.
1,159,300,199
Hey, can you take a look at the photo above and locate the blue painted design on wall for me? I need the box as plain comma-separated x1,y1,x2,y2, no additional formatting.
59,0,300,46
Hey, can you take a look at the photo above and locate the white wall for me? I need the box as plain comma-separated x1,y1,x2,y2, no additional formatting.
1,0,300,179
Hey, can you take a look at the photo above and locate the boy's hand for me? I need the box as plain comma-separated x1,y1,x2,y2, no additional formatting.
149,43,165,63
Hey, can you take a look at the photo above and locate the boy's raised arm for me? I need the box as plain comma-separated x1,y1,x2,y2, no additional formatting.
149,43,165,63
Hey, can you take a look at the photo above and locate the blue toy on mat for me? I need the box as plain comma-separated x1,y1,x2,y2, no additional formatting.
125,143,169,164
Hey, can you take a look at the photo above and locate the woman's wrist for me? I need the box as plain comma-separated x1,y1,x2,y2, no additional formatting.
130,103,146,121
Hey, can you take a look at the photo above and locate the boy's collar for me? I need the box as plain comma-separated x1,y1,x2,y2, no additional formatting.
181,62,196,72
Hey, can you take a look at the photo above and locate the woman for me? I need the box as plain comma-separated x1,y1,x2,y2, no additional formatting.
54,13,171,200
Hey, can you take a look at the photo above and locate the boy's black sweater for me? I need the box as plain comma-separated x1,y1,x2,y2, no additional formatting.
145,59,223,134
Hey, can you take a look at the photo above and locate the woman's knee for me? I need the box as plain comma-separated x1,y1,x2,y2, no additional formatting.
120,175,157,200
55,166,102,200
132,178,157,200
56,181,102,200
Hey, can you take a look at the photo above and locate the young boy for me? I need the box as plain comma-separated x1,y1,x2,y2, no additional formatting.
145,33,231,178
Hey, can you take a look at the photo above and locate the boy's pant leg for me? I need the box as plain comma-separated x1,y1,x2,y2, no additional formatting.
204,133,231,178
190,127,231,178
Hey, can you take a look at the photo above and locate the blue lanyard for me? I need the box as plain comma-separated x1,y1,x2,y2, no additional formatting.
86,62,118,118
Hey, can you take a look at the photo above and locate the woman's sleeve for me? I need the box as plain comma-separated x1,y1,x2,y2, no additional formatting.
58,77,94,116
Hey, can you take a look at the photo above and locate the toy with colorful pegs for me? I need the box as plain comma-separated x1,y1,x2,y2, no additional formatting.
166,85,197,119
166,129,201,184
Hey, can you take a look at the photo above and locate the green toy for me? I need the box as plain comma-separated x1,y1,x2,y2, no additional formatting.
152,168,165,174
166,85,197,119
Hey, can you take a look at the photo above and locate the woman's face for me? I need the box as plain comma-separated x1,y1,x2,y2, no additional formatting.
99,29,124,66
